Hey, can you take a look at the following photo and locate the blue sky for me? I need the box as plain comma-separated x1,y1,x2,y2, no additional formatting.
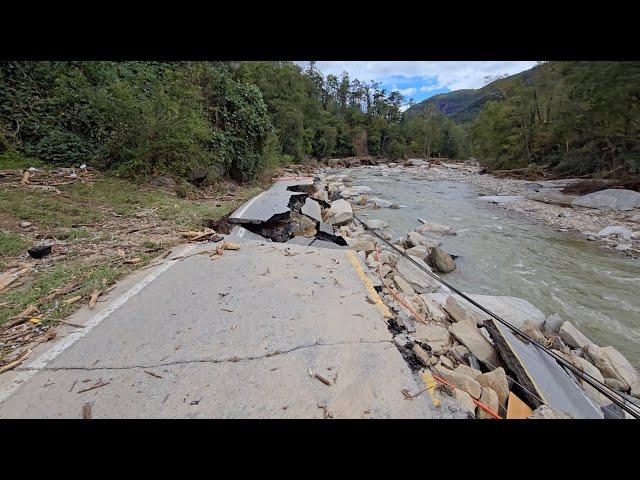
298,61,538,108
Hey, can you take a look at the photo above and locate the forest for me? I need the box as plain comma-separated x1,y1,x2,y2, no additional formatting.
1,61,638,181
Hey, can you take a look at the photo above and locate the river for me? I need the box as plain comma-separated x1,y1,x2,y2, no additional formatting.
339,166,640,369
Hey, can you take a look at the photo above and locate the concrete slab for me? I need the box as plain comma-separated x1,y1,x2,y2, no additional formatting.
487,319,603,419
229,178,313,225
0,241,436,418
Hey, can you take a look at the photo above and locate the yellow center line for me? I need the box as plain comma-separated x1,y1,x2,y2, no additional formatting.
345,250,392,319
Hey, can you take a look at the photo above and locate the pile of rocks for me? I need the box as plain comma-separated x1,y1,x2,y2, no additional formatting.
313,169,640,419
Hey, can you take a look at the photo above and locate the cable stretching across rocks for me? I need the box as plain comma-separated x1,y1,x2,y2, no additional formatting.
353,213,640,419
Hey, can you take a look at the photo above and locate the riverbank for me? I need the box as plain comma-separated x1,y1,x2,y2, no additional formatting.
308,164,640,418
391,160,640,258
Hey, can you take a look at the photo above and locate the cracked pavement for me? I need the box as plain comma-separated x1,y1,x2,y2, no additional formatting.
0,241,439,418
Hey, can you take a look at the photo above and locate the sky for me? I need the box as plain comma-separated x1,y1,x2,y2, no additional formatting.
297,61,538,107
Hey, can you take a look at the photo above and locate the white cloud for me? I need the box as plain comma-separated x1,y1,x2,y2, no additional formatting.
398,87,417,96
299,61,538,91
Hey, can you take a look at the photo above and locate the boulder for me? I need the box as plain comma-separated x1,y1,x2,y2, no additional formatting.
395,257,440,294
597,225,633,240
429,247,456,273
414,323,451,349
572,188,640,211
544,313,564,334
150,175,176,188
417,220,456,235
477,387,500,419
454,364,482,380
379,250,398,267
464,294,546,329
405,246,429,260
559,321,593,349
417,295,448,322
476,367,509,412
350,240,375,253
604,377,628,392
364,218,388,230
449,320,498,368
311,188,329,203
406,231,440,249
583,344,640,394
443,297,485,326
301,197,322,222
433,365,482,399
379,265,393,278
453,389,476,417
350,185,372,195
393,275,415,295
325,199,353,226
369,197,393,208
528,404,573,419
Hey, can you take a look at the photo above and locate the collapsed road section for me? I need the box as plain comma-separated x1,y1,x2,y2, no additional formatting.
227,176,347,248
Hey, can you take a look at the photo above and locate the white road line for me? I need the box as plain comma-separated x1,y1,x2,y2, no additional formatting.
0,244,197,405
232,190,267,219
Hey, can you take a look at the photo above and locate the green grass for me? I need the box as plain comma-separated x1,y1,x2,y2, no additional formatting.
0,152,45,170
0,231,26,256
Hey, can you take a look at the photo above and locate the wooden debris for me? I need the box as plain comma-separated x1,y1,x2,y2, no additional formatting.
144,370,163,379
63,295,83,305
44,281,79,301
222,241,240,250
0,349,31,374
124,257,142,264
57,319,85,328
82,403,92,419
89,290,101,309
77,381,109,394
314,373,332,386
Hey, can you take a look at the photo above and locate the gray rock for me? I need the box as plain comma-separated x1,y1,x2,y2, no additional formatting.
522,320,547,345
429,247,456,273
364,218,388,230
325,199,353,226
478,195,524,204
544,313,564,334
477,387,500,419
301,197,322,222
443,297,485,326
350,240,375,253
417,295,448,322
19,221,32,228
413,323,451,348
583,344,640,395
476,367,509,412
394,257,440,294
604,377,628,392
453,389,476,417
465,294,546,329
393,275,415,295
434,365,482,399
449,320,498,368
311,188,329,203
597,225,633,240
379,250,398,267
379,265,392,278
572,188,640,211
404,246,429,260
529,404,573,419
416,220,455,235
150,175,176,188
369,197,393,208
559,321,593,349
406,231,440,249
454,364,482,380
439,356,454,369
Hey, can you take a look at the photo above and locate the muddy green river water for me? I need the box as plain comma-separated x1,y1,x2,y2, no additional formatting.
341,167,640,369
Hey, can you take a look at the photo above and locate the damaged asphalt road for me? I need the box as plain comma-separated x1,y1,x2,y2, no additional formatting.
0,240,442,418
